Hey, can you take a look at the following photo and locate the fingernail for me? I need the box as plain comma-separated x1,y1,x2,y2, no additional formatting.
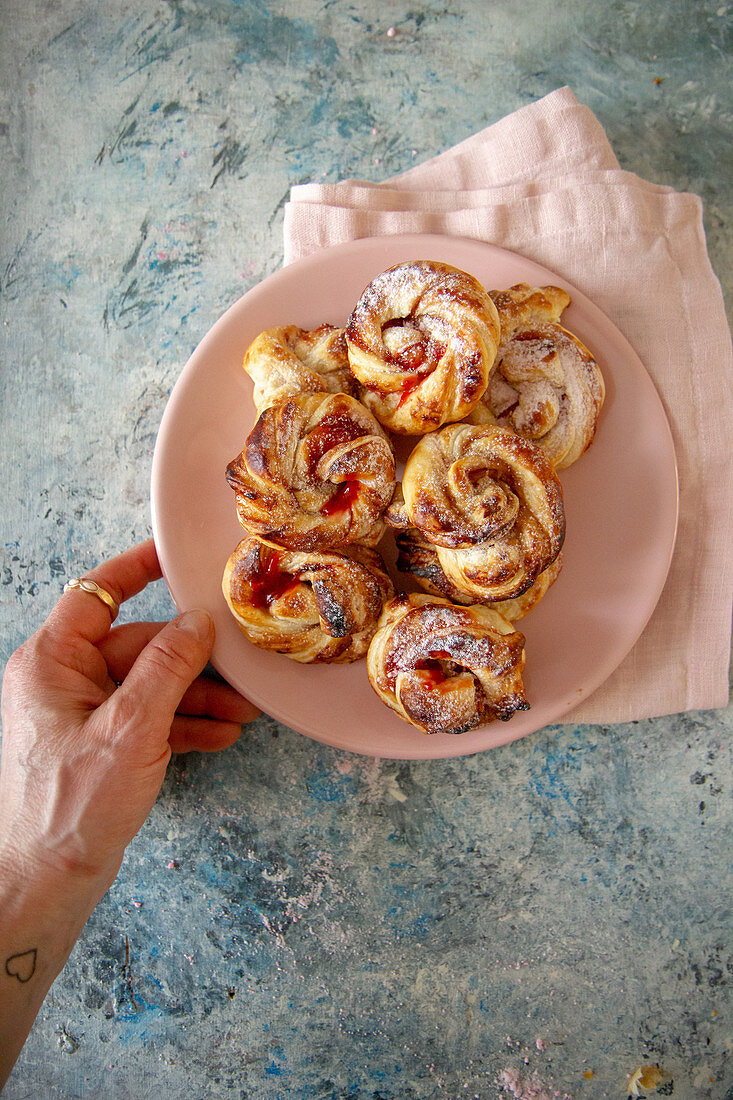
175,608,214,641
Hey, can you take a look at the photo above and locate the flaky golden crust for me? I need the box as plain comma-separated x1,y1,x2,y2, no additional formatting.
226,392,396,551
386,423,565,601
490,283,570,332
367,593,529,734
395,527,563,621
223,536,394,663
242,323,356,414
468,283,605,469
345,260,500,434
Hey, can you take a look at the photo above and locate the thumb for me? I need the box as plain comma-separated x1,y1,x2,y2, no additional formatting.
115,609,215,732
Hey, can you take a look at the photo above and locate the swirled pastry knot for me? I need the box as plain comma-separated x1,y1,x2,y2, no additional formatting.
367,593,529,734
387,423,565,602
345,260,501,435
226,392,396,551
469,283,605,469
242,323,356,415
395,527,562,621
223,536,394,663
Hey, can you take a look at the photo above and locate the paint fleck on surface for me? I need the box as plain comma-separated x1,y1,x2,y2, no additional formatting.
56,1027,79,1055
627,1064,674,1097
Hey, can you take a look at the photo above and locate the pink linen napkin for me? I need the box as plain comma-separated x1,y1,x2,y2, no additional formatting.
282,87,733,725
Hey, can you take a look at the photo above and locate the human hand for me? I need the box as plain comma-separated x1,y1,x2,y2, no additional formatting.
0,539,259,1086
0,539,259,894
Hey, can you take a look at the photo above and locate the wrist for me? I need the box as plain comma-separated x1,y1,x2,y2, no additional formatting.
0,830,119,930
0,834,115,1093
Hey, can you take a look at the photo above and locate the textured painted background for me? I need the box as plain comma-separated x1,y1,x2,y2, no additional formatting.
1,2,731,1097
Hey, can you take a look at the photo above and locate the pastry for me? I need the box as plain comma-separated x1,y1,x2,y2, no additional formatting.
395,527,563,621
223,536,394,663
468,283,605,468
345,260,501,434
242,323,356,414
367,593,529,734
226,392,396,550
387,423,565,601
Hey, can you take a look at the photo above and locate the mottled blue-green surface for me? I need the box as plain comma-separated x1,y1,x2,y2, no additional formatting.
1,2,731,1098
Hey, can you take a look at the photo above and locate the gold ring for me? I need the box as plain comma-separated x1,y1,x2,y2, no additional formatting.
63,577,119,620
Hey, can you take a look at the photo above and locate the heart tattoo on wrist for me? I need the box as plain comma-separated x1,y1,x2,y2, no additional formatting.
5,949,37,983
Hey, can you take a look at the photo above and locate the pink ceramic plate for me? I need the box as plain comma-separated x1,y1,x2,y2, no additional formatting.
151,235,678,760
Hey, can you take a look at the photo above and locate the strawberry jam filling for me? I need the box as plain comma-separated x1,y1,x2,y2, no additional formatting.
249,550,301,610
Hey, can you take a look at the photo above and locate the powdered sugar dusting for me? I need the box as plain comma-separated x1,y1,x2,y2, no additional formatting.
345,260,500,433
368,594,528,733
477,284,605,469
400,423,565,601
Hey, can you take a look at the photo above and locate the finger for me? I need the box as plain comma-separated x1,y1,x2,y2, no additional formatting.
99,623,259,723
169,715,244,754
50,539,163,645
108,609,215,742
177,678,260,725
98,621,170,677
